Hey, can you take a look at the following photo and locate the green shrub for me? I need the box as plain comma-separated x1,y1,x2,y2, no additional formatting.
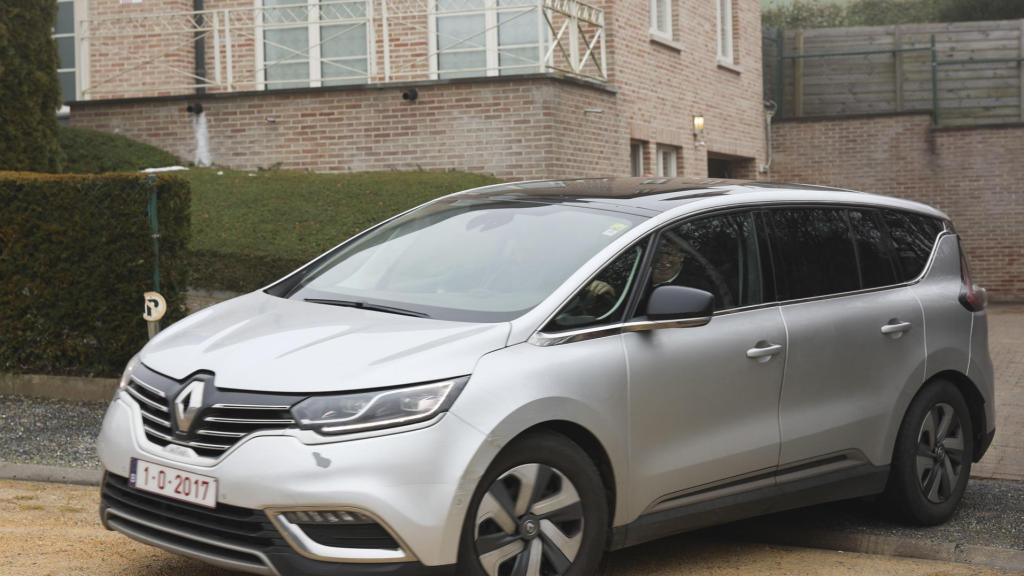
0,172,190,377
0,0,63,171
59,127,180,174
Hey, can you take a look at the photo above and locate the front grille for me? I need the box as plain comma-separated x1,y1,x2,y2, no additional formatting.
102,473,284,550
124,365,305,459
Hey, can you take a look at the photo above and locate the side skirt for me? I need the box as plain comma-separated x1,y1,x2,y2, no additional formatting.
610,457,890,550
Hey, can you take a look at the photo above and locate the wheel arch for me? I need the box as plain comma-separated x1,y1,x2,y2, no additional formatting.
512,420,618,534
928,369,988,462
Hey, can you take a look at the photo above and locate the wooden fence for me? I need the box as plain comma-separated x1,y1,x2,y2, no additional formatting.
763,20,1024,126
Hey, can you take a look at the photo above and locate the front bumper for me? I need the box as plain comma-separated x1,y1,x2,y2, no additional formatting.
97,394,484,574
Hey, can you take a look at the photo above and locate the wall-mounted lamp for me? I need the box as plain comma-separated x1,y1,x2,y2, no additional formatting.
402,88,419,102
692,115,706,147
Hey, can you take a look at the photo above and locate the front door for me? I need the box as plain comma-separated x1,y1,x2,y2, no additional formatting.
624,211,785,516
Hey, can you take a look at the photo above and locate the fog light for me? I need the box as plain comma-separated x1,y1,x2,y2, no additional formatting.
284,510,373,524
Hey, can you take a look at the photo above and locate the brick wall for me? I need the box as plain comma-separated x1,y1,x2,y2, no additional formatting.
74,1,768,180
770,113,1024,301
607,0,767,176
71,77,621,179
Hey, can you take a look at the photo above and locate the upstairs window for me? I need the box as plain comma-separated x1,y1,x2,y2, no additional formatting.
434,0,542,79
716,0,734,63
649,0,673,41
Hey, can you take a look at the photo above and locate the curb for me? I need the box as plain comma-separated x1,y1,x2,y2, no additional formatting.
734,526,1024,572
0,372,117,403
0,462,102,486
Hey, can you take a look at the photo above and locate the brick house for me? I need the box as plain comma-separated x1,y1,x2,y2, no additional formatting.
58,0,768,180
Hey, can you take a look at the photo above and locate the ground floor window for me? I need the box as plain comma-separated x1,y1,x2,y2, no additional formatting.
261,0,370,89
656,145,678,177
54,0,77,103
630,141,646,177
434,0,543,79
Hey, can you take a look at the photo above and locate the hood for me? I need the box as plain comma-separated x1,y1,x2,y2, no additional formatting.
140,292,511,393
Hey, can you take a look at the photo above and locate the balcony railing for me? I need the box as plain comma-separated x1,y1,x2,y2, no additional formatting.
76,0,607,100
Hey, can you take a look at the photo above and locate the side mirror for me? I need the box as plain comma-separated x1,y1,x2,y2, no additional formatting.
646,285,714,321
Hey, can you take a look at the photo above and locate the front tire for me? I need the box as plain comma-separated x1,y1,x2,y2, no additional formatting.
886,379,974,525
458,432,609,576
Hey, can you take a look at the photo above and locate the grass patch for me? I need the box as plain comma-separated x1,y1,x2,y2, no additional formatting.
59,127,181,173
182,168,502,292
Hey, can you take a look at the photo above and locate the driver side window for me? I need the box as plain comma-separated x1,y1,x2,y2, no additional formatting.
544,241,649,332
637,211,763,315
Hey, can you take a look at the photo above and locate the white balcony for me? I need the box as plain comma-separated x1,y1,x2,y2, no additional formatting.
76,0,607,100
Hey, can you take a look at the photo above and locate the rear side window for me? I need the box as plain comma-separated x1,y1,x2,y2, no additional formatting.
883,210,943,281
767,208,860,300
639,211,764,313
848,209,898,289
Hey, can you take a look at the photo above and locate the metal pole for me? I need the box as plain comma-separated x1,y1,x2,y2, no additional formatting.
930,34,938,126
146,175,162,337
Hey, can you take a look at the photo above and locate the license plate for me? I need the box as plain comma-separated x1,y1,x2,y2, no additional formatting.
129,458,218,508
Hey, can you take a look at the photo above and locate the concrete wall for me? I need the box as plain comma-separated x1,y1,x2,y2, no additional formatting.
770,113,1024,301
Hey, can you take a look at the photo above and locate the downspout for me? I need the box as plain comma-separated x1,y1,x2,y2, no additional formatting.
194,0,206,95
760,100,778,179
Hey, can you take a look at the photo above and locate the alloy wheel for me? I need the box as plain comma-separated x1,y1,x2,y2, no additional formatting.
474,463,585,576
915,402,965,504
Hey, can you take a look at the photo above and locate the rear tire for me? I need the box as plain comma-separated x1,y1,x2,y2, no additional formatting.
457,432,609,576
886,379,973,525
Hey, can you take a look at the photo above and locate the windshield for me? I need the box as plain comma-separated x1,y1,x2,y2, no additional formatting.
281,198,647,322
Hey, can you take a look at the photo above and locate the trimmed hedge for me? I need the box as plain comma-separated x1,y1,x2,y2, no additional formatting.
59,127,180,174
0,171,190,377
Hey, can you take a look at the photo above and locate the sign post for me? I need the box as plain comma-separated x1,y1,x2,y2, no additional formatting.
143,291,167,338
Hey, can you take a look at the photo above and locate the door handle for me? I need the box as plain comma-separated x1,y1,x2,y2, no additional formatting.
746,342,783,362
880,320,913,337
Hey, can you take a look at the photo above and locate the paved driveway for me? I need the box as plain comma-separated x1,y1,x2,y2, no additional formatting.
972,305,1024,481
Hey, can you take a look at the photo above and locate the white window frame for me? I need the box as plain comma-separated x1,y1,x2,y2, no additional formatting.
430,0,546,80
656,145,678,177
716,0,734,64
649,0,672,42
256,0,374,90
630,141,646,177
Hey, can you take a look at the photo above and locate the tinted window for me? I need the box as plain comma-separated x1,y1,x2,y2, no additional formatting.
848,209,898,289
546,242,648,332
639,212,763,313
768,208,859,299
883,210,943,281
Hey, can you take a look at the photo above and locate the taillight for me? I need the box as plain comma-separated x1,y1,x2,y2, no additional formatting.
958,240,986,312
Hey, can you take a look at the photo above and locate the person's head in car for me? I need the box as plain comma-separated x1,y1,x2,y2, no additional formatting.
652,241,685,286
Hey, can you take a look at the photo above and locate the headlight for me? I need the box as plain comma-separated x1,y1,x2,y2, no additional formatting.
292,377,468,435
118,354,140,390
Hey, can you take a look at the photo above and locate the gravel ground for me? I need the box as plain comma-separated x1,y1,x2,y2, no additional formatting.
0,396,107,469
1,479,1016,576
716,477,1024,551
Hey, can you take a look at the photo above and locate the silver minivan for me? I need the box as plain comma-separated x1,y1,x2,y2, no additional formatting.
97,178,995,576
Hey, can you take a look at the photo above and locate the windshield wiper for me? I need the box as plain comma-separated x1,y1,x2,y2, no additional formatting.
303,298,430,318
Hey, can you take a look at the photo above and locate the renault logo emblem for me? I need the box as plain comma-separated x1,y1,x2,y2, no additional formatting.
174,380,205,432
